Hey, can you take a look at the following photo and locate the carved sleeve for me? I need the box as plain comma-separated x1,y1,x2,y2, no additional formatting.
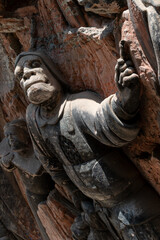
71,91,140,147
94,94,140,146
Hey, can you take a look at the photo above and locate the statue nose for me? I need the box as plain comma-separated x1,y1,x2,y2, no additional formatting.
23,71,36,80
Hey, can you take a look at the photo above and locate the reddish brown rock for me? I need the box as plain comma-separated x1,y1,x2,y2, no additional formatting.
14,169,28,202
14,6,38,17
51,25,117,96
120,10,160,194
0,0,160,239
0,18,26,33
76,0,127,15
38,190,74,240
127,0,158,76
37,0,66,40
0,169,42,240
56,0,87,28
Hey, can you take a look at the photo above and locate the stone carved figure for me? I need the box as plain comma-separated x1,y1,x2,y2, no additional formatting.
0,119,54,240
127,0,160,84
14,42,160,239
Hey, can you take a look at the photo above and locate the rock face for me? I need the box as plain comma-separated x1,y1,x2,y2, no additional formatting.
0,168,42,240
38,190,74,240
76,0,127,15
0,0,160,239
120,9,160,194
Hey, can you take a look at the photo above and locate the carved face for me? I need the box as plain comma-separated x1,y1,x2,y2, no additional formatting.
14,55,61,104
5,127,30,153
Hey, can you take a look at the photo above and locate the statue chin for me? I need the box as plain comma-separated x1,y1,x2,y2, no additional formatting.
27,82,55,104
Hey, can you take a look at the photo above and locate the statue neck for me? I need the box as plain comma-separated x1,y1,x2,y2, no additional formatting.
40,91,64,119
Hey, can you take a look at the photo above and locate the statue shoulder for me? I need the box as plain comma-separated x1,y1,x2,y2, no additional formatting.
70,90,102,102
69,90,102,112
66,91,103,125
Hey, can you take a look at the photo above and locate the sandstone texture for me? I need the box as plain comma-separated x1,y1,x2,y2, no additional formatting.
0,168,42,240
38,189,74,240
120,10,160,194
0,0,160,239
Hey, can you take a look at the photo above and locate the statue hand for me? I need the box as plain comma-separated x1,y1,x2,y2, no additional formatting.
114,41,141,114
115,58,139,90
0,153,15,171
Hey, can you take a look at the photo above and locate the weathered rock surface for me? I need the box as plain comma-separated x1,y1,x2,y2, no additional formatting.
0,0,160,239
0,168,42,240
76,0,127,15
120,10,160,193
38,190,74,240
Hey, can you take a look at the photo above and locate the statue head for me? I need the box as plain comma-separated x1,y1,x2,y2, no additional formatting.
14,51,65,105
4,119,31,154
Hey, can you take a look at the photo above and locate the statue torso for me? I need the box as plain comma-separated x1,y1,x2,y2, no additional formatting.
28,92,144,207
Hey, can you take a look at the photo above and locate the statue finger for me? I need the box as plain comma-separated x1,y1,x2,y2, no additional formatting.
115,58,124,87
119,67,136,84
122,73,139,87
119,40,127,59
115,66,122,90
114,63,119,85
115,74,123,91
117,58,125,66
119,60,133,72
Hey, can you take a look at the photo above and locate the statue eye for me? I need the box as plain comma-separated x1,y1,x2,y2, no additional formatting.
30,60,41,68
16,70,23,81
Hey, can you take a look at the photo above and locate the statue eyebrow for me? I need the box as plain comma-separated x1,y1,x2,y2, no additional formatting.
24,57,41,67
29,59,41,64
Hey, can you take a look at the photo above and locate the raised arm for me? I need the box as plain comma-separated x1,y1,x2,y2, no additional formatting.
71,41,141,147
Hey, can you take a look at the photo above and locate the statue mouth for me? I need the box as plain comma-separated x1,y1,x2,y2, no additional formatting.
26,81,55,104
24,76,48,93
